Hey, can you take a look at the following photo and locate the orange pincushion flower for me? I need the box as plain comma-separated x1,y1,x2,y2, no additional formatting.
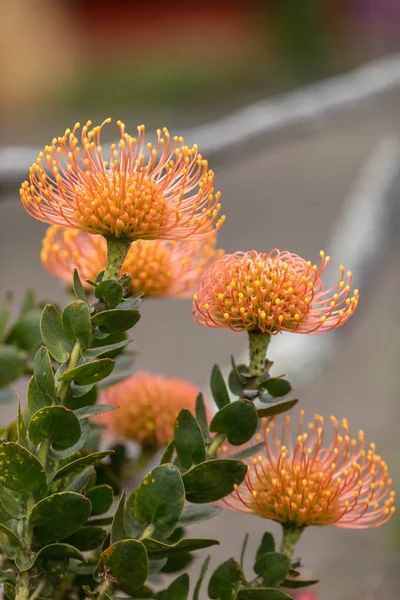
20,119,224,241
98,371,204,449
41,225,107,287
219,411,395,529
193,249,359,334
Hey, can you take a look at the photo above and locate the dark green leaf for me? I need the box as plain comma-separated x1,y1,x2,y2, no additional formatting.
63,301,91,349
50,418,90,460
183,459,247,503
228,442,265,461
53,451,113,480
74,404,117,420
6,308,42,354
193,554,211,600
254,552,289,587
0,488,25,519
281,579,319,589
174,409,206,469
165,574,189,599
28,406,81,450
240,533,249,569
29,492,91,543
72,269,87,302
259,378,291,398
27,376,50,413
0,569,16,584
257,400,298,419
160,553,192,574
0,523,21,547
3,582,15,600
69,382,96,399
177,504,221,526
142,538,219,559
87,485,114,515
64,466,94,493
0,345,27,387
160,441,175,465
237,590,293,599
102,539,148,593
36,542,86,563
17,402,28,448
210,364,230,409
92,309,140,333
195,393,209,441
111,492,126,544
65,526,107,551
58,358,114,385
81,339,130,360
228,356,248,395
0,442,47,497
210,400,258,445
40,305,72,363
34,346,56,402
256,533,276,559
208,558,243,600
134,465,185,539
95,280,124,309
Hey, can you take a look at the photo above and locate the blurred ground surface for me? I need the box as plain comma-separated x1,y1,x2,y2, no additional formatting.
1,93,400,599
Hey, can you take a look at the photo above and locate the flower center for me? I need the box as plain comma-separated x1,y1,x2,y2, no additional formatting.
73,171,170,238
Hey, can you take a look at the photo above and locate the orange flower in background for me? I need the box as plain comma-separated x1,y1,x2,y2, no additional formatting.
41,225,223,297
219,411,395,529
41,225,107,287
98,371,205,449
20,119,225,240
193,249,359,334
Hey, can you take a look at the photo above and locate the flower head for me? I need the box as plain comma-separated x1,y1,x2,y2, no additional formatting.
193,249,359,334
219,411,395,529
98,371,205,449
21,119,224,241
41,225,107,287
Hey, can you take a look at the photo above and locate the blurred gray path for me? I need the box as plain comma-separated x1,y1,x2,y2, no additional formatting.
1,93,400,599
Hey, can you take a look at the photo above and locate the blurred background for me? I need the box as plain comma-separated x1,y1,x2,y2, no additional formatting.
1,1,400,598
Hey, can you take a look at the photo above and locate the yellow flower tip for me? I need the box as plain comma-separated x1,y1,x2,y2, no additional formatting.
97,371,211,450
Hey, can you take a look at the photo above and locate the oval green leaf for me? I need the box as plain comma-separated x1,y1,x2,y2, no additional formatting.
92,309,140,333
40,305,72,363
210,364,230,409
95,280,124,309
259,378,291,398
165,573,189,599
65,526,107,551
142,537,219,559
58,358,114,385
174,409,206,469
63,300,91,349
177,504,221,526
53,451,113,480
257,399,298,419
208,558,243,599
36,542,86,564
183,459,248,503
254,552,290,587
29,492,92,543
0,442,47,498
102,539,148,593
28,406,81,450
86,485,114,515
210,400,258,445
34,346,56,402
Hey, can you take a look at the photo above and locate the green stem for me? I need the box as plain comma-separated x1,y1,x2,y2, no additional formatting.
139,524,155,541
248,331,271,377
103,237,132,280
15,496,35,600
280,523,305,560
207,433,227,459
57,341,82,404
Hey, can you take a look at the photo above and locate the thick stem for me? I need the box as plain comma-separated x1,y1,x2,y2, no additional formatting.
15,571,30,600
15,497,35,600
57,341,82,404
248,331,271,377
103,237,132,280
207,433,227,459
280,523,305,560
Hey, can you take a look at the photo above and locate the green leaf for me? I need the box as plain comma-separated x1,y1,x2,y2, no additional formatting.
161,553,192,574
228,442,265,461
95,280,124,309
0,442,47,497
142,538,219,559
160,441,175,465
111,492,126,544
64,466,95,493
102,539,148,593
257,400,298,419
193,554,211,600
29,492,92,543
183,459,247,503
17,402,28,448
58,358,114,385
174,409,206,469
0,488,25,519
36,542,86,564
81,339,130,360
74,404,117,420
210,364,230,409
87,485,114,515
210,400,258,445
228,356,248,395
254,552,290,587
72,269,87,302
208,558,243,600
34,346,56,402
63,301,91,349
50,419,90,460
64,526,107,551
195,393,209,441
53,451,113,480
0,523,22,547
165,573,189,599
177,504,221,526
3,582,15,600
281,579,319,589
256,533,276,559
0,345,28,387
28,406,81,450
259,378,291,399
27,376,50,413
6,308,42,354
92,309,140,333
40,305,72,363
237,590,293,599
134,465,185,539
